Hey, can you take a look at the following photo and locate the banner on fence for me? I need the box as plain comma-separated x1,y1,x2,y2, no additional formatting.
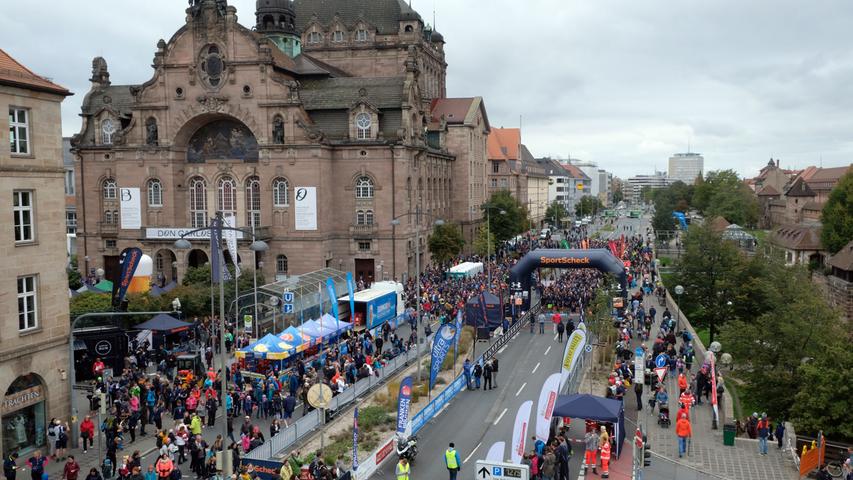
535,374,560,443
511,400,533,464
396,376,413,435
240,459,284,480
560,329,587,391
429,322,458,390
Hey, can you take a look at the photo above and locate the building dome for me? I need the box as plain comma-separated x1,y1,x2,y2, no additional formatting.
256,0,298,35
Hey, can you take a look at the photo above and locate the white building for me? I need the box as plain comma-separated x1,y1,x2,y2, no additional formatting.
668,152,704,184
627,172,671,204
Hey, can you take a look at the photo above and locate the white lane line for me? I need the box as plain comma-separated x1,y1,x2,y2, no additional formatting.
463,442,482,463
554,334,558,341
494,408,508,426
515,382,527,397
532,362,541,374
498,345,507,355
544,346,552,356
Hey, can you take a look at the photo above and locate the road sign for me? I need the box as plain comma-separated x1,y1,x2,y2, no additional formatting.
282,291,294,315
282,291,294,303
654,367,667,382
655,353,668,368
475,460,529,480
307,384,333,409
585,344,593,353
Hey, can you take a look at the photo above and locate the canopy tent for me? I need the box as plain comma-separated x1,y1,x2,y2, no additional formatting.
465,291,503,330
134,313,192,333
150,281,178,297
278,326,310,351
300,320,330,344
552,394,626,458
235,333,297,360
77,284,107,294
93,279,113,293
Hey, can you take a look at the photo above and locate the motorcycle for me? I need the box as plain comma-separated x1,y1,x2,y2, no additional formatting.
395,434,418,461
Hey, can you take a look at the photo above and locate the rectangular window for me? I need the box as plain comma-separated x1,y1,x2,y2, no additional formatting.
65,169,75,195
106,239,117,248
17,274,38,331
66,211,77,234
490,179,497,188
356,29,368,42
358,241,371,251
9,108,30,155
500,178,508,188
492,161,500,174
13,190,34,243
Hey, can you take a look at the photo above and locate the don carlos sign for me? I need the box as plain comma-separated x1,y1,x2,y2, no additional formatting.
2,386,43,415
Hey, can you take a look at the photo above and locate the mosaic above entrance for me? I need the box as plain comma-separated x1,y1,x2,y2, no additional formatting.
187,119,259,163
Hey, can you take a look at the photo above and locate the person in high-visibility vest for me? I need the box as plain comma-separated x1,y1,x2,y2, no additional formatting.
600,439,612,478
583,428,599,475
445,442,461,480
395,458,410,480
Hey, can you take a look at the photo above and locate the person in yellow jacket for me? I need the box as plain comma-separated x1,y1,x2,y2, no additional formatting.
445,442,461,480
395,458,410,480
279,461,294,480
190,413,203,436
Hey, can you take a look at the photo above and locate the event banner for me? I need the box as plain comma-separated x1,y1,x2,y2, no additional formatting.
239,459,284,480
560,329,587,391
346,272,356,322
222,215,241,278
119,187,141,230
294,186,318,230
112,247,143,308
535,373,561,443
396,376,413,435
486,442,505,462
429,322,458,390
326,277,340,327
352,407,359,472
511,400,533,464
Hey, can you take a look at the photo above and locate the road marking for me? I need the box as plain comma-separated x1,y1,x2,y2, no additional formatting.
463,442,482,463
554,334,558,341
498,345,507,355
544,346,551,356
532,362,540,374
515,382,527,396
494,408,508,425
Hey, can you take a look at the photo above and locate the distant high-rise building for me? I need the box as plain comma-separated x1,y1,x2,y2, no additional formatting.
627,172,671,204
668,152,704,184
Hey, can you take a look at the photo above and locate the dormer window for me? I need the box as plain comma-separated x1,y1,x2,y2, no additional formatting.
102,119,116,145
307,31,321,44
356,113,372,140
404,25,414,33
356,29,368,42
332,30,344,43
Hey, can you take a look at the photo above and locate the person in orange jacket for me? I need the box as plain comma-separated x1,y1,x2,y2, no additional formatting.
600,439,612,478
155,453,173,480
675,413,692,458
677,372,688,394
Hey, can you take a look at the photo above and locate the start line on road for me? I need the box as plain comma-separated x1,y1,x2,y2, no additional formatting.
475,460,530,480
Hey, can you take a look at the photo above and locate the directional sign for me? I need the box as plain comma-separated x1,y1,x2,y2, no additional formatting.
475,460,529,480
655,353,669,369
282,291,294,315
282,291,294,303
654,367,668,382
283,304,294,314
585,344,593,353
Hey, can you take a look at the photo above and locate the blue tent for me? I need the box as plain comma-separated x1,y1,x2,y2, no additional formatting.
553,394,626,458
465,291,503,330
150,281,178,297
278,326,311,351
300,320,330,343
235,333,297,360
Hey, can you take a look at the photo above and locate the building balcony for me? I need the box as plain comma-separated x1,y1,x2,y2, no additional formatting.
350,224,378,237
98,222,118,237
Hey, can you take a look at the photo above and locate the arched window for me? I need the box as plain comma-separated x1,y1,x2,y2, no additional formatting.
356,210,366,225
245,176,261,227
332,30,344,42
102,118,116,145
272,178,289,207
147,179,163,207
189,177,207,228
104,210,113,224
355,112,372,139
404,25,414,33
356,29,368,42
307,31,321,44
365,209,374,225
276,254,288,275
355,176,374,199
217,176,236,217
103,178,117,199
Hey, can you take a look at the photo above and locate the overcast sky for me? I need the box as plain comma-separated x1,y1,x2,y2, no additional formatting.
4,0,852,177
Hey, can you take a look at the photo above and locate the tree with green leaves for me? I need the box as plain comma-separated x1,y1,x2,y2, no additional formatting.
472,224,496,258
484,191,528,243
545,200,568,228
575,195,603,217
611,188,623,205
428,222,465,264
790,340,853,439
820,170,853,254
692,169,758,226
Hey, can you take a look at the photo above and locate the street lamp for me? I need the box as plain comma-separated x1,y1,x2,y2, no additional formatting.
173,212,268,477
482,204,506,289
674,285,684,332
390,207,444,385
268,296,280,334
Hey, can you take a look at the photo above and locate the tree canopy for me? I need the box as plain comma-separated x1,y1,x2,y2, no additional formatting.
575,195,603,217
820,170,853,254
428,222,465,264
545,200,569,228
692,169,758,226
483,191,529,243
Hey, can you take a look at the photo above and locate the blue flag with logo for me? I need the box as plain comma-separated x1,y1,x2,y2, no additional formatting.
352,407,359,471
396,376,413,434
430,322,458,390
112,247,143,308
346,272,356,323
326,277,340,330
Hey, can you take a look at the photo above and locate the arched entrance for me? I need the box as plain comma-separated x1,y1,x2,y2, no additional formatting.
155,249,178,285
187,249,209,269
2,373,46,456
508,249,627,311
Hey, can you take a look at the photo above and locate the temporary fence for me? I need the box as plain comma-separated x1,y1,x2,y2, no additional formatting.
245,330,436,460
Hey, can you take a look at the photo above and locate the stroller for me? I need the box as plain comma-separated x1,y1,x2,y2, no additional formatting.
658,404,671,428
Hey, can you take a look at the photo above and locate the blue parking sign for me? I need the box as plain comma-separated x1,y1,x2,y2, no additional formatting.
655,353,668,368
493,467,502,476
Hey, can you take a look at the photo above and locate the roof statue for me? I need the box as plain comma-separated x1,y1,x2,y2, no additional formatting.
90,57,110,87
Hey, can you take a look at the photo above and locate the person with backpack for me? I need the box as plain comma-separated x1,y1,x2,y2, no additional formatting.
473,362,483,389
483,361,493,390
757,414,770,455
556,321,565,343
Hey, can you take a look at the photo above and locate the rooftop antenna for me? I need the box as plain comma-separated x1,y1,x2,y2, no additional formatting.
433,0,436,31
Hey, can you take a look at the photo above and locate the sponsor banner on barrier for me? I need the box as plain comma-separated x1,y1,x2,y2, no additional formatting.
486,442,505,462
240,459,284,480
560,329,587,390
535,373,560,443
429,322,458,390
511,400,533,464
396,376,413,435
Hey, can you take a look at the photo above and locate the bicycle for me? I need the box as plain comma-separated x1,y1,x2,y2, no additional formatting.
825,461,844,479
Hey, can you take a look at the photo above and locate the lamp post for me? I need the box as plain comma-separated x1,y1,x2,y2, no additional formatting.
268,296,280,334
674,285,684,332
174,212,268,477
390,206,445,384
482,204,506,290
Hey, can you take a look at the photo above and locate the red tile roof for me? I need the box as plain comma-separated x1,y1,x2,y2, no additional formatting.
0,48,70,95
756,184,780,196
487,127,520,161
430,98,475,124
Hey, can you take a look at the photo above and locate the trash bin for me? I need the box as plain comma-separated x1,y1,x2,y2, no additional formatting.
723,423,736,446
